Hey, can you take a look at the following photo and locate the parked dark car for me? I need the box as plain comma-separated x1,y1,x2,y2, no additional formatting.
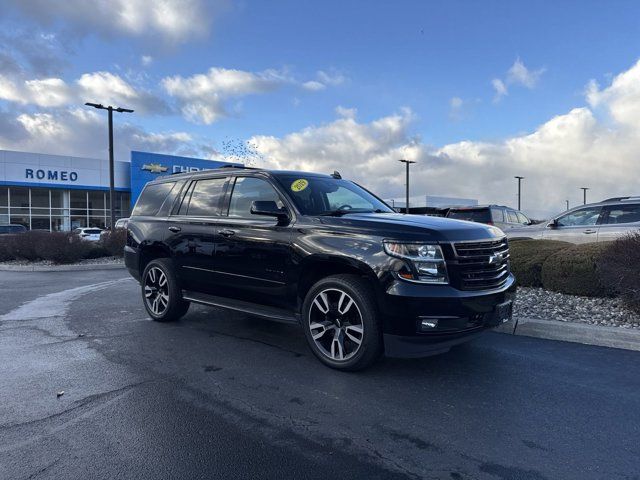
0,224,27,235
125,167,515,371
446,205,531,231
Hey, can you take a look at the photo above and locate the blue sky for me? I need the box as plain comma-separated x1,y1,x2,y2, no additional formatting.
1,0,640,216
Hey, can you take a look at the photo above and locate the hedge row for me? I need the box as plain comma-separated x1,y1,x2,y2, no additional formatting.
510,235,640,312
0,229,127,264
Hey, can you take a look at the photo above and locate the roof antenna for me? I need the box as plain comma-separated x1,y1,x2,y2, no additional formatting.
331,171,342,179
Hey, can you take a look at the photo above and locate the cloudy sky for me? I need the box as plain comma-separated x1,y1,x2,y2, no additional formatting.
1,0,640,218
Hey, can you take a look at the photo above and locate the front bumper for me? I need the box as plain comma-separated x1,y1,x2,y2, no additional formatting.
379,274,516,358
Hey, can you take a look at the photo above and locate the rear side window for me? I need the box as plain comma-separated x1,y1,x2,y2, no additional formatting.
132,182,176,216
602,204,640,224
447,208,491,223
185,177,228,216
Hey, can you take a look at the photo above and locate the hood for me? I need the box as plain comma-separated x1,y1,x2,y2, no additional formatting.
315,213,504,242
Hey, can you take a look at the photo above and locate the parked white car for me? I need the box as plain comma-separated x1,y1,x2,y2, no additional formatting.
506,196,640,244
73,227,103,242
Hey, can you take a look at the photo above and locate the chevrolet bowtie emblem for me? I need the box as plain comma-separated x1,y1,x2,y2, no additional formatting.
141,163,168,173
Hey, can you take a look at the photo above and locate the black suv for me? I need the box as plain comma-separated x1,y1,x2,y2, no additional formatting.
125,167,515,370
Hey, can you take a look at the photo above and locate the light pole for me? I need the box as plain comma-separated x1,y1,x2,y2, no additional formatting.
580,187,589,205
514,176,524,210
85,103,134,229
398,159,415,214
566,200,569,211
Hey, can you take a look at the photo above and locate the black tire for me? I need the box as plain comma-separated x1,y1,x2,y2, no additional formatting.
141,258,189,322
301,274,382,371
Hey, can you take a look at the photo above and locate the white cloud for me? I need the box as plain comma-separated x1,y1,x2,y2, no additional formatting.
141,55,153,67
251,60,640,218
5,0,220,45
302,80,326,91
449,97,464,120
507,58,545,89
0,71,167,114
492,58,545,102
162,67,295,124
492,78,508,102
0,107,198,160
317,70,346,86
335,106,357,119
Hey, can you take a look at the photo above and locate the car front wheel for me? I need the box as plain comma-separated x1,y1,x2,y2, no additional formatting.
302,274,382,371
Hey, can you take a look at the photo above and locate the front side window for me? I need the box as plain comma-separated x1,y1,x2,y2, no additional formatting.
506,211,519,223
516,212,530,225
274,175,392,216
602,204,640,225
228,177,283,218
555,207,602,227
185,177,227,216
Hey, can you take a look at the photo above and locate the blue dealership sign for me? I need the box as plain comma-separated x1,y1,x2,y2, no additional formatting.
130,151,240,207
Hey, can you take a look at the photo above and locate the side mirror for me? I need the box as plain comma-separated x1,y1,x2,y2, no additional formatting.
250,201,289,221
547,219,559,228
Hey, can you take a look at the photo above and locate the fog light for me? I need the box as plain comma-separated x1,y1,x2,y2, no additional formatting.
420,319,438,330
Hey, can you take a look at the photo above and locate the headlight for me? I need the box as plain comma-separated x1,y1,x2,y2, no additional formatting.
383,242,448,284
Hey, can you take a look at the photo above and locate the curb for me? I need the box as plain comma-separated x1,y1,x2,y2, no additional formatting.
494,317,640,352
0,263,126,272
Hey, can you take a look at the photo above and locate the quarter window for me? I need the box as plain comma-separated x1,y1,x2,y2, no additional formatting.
555,207,602,227
132,182,176,216
602,204,640,224
491,208,504,222
228,177,283,218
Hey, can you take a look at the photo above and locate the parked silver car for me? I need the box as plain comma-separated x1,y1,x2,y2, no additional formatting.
446,205,532,231
506,196,640,243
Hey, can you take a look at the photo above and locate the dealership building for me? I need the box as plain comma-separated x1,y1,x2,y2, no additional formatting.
0,149,233,231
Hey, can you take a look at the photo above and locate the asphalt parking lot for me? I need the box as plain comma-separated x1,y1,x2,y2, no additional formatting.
1,269,639,480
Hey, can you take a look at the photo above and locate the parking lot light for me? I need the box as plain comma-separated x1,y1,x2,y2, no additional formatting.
85,102,134,229
514,176,524,210
580,187,590,205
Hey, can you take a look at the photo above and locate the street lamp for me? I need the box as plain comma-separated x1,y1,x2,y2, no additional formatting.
566,200,569,211
580,187,589,205
85,102,134,229
398,159,416,214
514,176,524,210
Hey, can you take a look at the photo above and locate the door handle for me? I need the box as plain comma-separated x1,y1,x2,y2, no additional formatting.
168,226,182,233
583,229,597,234
219,229,236,237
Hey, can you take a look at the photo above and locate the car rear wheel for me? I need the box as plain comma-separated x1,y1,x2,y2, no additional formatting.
302,274,382,371
141,258,189,322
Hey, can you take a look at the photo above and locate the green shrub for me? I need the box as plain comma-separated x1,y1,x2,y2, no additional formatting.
101,229,127,257
0,235,16,261
597,233,640,312
36,232,93,264
84,244,110,259
509,239,572,287
540,242,610,297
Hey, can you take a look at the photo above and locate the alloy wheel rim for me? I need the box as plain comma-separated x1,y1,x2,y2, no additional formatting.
308,288,364,361
144,267,169,316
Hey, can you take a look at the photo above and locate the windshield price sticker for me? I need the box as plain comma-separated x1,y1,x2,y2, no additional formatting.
291,179,309,192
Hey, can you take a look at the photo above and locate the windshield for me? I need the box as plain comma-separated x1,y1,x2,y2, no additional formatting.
447,208,491,223
274,175,393,216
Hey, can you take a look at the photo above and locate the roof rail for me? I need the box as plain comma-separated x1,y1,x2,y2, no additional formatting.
602,196,640,202
218,164,258,170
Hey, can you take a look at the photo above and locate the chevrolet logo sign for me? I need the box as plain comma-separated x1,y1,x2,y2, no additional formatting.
141,163,168,173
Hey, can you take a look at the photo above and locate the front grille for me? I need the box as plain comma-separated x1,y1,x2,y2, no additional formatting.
451,238,510,290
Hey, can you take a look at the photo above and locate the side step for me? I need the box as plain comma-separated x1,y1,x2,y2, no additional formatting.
182,290,299,324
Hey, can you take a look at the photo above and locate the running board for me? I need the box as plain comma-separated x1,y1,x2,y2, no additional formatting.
182,290,299,324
